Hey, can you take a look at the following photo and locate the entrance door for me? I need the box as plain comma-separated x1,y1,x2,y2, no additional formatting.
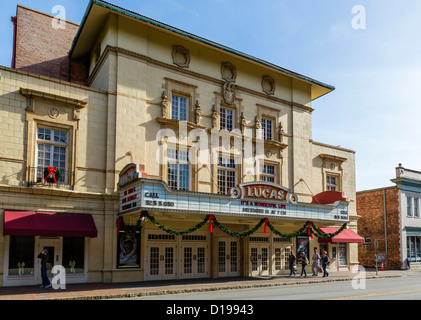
250,244,270,277
180,244,209,279
272,245,292,275
36,238,62,285
218,238,240,277
145,244,177,281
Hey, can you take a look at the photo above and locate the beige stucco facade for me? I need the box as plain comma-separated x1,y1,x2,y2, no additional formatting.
0,1,358,286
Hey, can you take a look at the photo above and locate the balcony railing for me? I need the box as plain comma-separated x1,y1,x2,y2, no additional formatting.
26,167,74,188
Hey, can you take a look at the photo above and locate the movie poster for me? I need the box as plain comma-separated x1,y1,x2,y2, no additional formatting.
117,231,140,268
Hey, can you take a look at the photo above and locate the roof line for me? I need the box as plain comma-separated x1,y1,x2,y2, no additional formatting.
69,0,335,92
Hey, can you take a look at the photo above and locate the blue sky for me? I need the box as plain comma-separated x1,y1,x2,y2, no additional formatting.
1,0,420,192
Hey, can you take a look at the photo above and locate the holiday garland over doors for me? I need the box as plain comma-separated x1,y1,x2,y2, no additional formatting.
116,212,348,240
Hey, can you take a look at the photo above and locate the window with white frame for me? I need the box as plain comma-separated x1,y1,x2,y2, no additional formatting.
415,198,419,217
326,175,338,191
218,157,236,195
167,148,190,191
171,95,188,121
262,118,273,140
260,164,276,183
36,127,68,184
220,108,234,131
407,197,413,217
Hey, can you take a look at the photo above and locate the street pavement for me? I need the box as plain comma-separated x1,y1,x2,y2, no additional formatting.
0,268,414,300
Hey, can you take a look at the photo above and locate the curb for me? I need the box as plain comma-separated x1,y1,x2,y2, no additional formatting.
52,274,402,300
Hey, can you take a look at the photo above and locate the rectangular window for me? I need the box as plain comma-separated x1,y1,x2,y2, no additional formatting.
260,164,276,183
8,236,35,276
37,127,68,184
218,157,236,195
220,108,233,131
262,118,273,140
326,175,338,191
407,197,413,216
63,237,85,274
168,148,190,191
414,198,419,217
339,244,347,266
171,95,188,121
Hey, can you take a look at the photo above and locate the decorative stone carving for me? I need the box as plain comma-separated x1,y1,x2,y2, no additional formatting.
172,46,190,68
161,92,169,118
212,105,218,129
255,116,261,130
278,122,285,143
221,62,237,82
240,112,247,134
262,76,275,95
25,98,35,112
195,100,202,125
222,82,236,105
48,107,60,119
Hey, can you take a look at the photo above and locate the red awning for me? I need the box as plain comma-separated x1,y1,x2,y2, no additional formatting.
3,211,97,238
318,227,364,243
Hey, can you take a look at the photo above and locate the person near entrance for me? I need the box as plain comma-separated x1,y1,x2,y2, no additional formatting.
312,248,321,276
38,249,51,288
321,251,330,277
298,251,308,277
289,251,297,277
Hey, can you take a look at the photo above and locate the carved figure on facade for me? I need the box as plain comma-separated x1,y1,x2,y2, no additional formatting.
240,112,247,134
161,92,169,118
195,100,202,125
212,105,218,129
278,122,285,143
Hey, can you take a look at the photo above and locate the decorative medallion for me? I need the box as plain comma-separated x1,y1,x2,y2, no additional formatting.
172,46,190,68
262,76,275,95
222,82,236,105
221,62,237,82
48,107,60,119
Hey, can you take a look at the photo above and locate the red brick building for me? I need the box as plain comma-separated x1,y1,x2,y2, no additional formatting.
357,165,421,270
11,5,88,83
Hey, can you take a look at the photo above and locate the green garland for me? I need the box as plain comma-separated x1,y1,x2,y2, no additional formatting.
267,221,310,239
140,211,209,236
122,212,349,240
213,217,266,238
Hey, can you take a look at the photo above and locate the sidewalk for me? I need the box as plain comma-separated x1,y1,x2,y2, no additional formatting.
0,269,411,300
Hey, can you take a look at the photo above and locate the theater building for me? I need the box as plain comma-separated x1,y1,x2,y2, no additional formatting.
0,0,361,286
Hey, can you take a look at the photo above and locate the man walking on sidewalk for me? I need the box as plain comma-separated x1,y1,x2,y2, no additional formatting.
312,248,321,276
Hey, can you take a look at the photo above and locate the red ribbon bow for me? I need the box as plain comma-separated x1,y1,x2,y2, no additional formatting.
209,215,215,233
264,218,269,234
116,218,123,236
308,221,314,239
44,166,58,183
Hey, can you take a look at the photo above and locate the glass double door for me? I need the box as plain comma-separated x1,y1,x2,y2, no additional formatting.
250,243,292,276
218,238,240,277
250,244,270,277
145,242,209,281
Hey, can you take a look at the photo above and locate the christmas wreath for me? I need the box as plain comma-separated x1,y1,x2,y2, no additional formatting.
43,166,61,184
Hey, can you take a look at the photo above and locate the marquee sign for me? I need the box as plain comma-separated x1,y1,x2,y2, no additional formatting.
118,163,139,189
118,179,350,223
230,182,298,204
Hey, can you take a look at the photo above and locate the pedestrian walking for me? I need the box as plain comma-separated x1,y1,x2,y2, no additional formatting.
298,251,308,277
312,248,321,276
321,251,330,277
38,249,52,288
289,252,297,277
